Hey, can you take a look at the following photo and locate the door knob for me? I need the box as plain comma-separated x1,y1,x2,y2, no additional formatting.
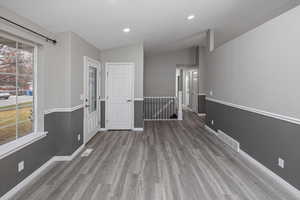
127,99,132,102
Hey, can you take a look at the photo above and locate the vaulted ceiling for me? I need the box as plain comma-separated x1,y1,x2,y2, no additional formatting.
0,0,299,54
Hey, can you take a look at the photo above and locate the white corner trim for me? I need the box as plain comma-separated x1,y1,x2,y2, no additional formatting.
206,97,300,125
0,156,56,200
240,150,300,198
99,128,107,131
0,132,48,160
52,144,84,162
133,128,144,131
0,144,85,200
134,98,144,101
44,104,84,115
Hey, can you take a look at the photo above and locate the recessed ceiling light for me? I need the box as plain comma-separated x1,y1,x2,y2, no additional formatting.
187,14,195,20
123,28,131,33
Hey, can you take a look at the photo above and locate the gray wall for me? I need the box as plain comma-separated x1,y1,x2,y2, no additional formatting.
204,5,300,190
47,109,84,156
44,32,71,109
0,108,83,197
0,9,56,196
144,47,197,97
0,7,100,197
205,5,300,119
45,32,101,109
70,32,101,107
100,43,144,98
206,100,300,190
198,47,206,94
100,44,144,129
134,100,144,128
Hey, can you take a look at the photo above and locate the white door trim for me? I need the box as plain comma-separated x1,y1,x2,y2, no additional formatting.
105,62,135,130
83,56,101,144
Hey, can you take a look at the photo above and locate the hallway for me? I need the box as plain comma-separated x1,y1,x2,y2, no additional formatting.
11,111,297,200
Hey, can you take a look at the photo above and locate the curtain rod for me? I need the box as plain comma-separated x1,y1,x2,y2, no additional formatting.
0,16,57,45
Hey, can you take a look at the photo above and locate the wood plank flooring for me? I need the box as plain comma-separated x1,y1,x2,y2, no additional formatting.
11,111,298,200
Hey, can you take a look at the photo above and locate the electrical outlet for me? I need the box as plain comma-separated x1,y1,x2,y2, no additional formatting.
211,120,214,125
78,134,81,141
18,161,24,172
209,90,213,96
278,158,284,168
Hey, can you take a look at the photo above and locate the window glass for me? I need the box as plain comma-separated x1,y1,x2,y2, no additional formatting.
0,36,35,145
89,66,97,113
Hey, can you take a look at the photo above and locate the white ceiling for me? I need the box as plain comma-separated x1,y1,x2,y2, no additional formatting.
0,0,299,54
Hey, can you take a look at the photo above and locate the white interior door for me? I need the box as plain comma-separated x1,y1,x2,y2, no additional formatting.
106,63,134,130
84,57,100,143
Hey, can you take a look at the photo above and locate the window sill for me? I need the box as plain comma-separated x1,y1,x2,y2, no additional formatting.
0,132,48,160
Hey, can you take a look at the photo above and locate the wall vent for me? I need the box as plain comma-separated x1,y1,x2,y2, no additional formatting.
217,130,240,152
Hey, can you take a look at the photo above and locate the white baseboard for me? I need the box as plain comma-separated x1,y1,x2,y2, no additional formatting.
99,128,143,131
0,144,85,200
0,157,56,200
204,125,219,136
52,144,84,161
204,125,300,198
197,113,206,117
133,128,144,131
240,150,300,198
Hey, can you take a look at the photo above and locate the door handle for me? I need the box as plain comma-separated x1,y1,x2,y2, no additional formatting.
85,104,90,108
127,99,132,103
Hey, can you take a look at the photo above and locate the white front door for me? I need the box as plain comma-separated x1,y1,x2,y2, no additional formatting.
84,57,100,143
106,63,134,130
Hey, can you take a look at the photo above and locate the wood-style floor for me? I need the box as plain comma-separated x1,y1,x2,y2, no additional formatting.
11,111,298,200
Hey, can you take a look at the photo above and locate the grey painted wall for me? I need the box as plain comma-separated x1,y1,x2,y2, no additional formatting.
100,100,144,129
134,100,144,128
0,7,100,198
206,100,300,190
0,135,55,197
100,44,144,129
100,43,144,98
144,47,197,97
198,95,206,113
45,32,101,109
70,32,101,107
100,101,105,128
0,8,58,198
0,108,83,197
198,47,206,94
44,32,72,110
49,108,84,156
203,5,300,191
204,5,300,119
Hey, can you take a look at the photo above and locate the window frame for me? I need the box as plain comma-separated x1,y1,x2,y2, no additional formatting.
0,32,47,160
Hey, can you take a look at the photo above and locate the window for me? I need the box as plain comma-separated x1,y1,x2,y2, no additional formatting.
0,35,35,146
